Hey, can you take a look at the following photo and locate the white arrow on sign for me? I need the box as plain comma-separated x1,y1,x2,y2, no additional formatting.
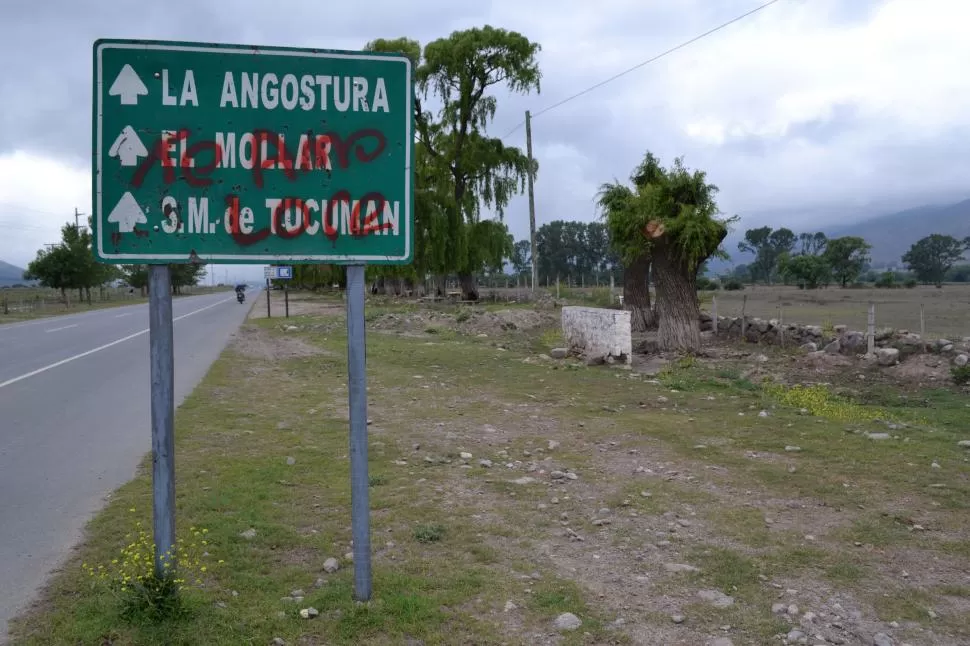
107,192,147,233
108,125,148,167
108,64,148,106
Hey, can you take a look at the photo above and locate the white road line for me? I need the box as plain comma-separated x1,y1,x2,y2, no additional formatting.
0,297,232,390
45,324,79,333
114,312,133,318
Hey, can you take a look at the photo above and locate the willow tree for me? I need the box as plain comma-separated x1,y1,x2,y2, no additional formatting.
598,152,732,351
367,27,541,299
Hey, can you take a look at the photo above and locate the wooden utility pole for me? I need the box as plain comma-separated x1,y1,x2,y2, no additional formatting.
525,110,537,293
75,208,86,231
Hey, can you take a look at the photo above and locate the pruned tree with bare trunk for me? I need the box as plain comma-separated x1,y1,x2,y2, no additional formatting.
597,152,735,351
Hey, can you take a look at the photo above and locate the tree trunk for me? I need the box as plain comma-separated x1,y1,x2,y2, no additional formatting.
61,287,69,307
624,254,655,332
86,288,92,305
652,239,701,352
459,273,479,301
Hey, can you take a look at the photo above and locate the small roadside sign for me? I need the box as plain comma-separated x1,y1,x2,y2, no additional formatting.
92,38,414,265
263,265,293,280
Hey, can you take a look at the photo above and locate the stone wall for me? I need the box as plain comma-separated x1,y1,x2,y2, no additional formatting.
562,306,632,364
699,311,970,367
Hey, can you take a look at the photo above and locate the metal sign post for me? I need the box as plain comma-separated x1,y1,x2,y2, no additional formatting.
147,265,175,576
345,265,371,600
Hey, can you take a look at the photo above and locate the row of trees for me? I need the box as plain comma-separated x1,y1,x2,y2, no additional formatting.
731,227,969,288
515,220,617,286
23,218,207,301
736,227,873,287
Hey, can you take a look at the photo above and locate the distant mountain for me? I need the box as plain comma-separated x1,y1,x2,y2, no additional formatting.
827,199,970,266
709,197,970,273
0,260,29,286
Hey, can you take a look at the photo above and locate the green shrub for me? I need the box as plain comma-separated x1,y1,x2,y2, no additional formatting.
722,278,745,291
952,365,970,386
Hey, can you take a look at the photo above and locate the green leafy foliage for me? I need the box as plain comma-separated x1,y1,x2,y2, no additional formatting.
903,234,968,286
597,151,732,350
534,220,615,285
365,28,542,297
737,226,796,284
780,253,832,289
24,221,121,303
823,236,872,287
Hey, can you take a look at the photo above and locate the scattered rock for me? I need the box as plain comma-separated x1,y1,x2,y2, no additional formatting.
759,410,769,417
286,456,296,466
876,348,900,366
512,476,537,485
565,471,579,480
824,339,841,354
800,342,818,352
459,451,473,460
323,557,339,573
272,639,286,646
873,633,895,646
547,440,561,451
772,603,787,614
554,612,582,631
932,461,941,469
786,628,806,643
664,563,699,573
697,589,734,608
711,639,734,646
504,600,517,612
240,528,257,540
299,607,319,619
865,432,891,440
785,445,802,452
479,459,493,468
954,354,969,367
290,589,304,597
958,440,970,449
671,614,685,624
550,348,568,359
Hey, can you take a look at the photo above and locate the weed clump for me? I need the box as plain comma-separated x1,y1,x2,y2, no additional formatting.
81,509,218,623
762,382,903,424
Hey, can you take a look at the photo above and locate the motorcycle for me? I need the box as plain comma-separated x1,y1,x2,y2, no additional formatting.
236,290,246,304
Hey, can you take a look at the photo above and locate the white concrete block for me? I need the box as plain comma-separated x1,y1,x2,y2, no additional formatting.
561,306,632,363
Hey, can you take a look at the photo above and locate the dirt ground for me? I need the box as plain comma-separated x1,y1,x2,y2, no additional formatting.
240,292,970,646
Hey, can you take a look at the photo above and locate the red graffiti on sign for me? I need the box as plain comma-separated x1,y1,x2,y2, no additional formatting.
223,192,394,247
128,127,386,189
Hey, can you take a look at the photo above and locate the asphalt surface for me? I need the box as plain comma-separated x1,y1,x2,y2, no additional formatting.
0,289,255,639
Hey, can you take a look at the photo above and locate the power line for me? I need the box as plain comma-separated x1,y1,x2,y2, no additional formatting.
500,0,784,140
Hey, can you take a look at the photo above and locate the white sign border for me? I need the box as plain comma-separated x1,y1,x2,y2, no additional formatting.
95,40,413,264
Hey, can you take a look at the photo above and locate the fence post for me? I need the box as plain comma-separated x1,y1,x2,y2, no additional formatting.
712,295,718,336
740,294,747,341
867,302,876,355
919,303,925,337
779,304,785,347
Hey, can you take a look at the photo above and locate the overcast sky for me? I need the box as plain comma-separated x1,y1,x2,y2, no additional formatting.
2,0,968,279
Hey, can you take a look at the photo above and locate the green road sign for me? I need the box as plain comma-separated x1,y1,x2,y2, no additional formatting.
92,39,414,265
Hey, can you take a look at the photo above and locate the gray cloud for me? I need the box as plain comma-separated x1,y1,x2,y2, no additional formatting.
2,0,969,269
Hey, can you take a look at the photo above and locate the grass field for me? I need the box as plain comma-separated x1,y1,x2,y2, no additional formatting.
0,285,231,325
9,293,970,645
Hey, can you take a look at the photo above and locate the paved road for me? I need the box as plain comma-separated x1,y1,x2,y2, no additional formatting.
0,289,256,639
